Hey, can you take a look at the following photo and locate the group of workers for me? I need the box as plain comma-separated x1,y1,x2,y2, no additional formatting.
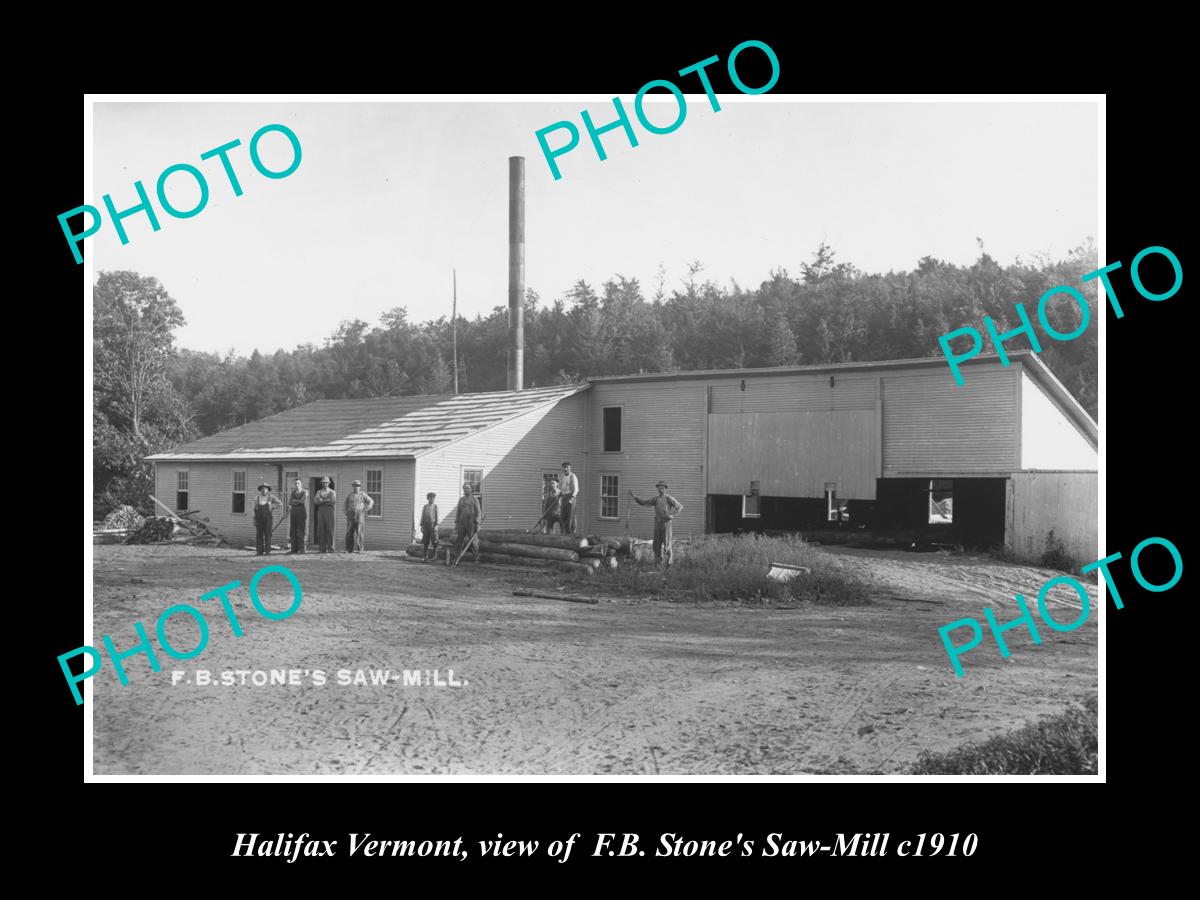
538,461,581,535
415,461,684,566
251,477,374,556
250,462,684,566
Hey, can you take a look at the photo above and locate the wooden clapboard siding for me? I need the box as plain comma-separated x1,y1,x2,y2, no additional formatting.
709,370,878,413
882,366,1018,475
1019,369,1097,470
414,393,587,535
582,381,707,538
329,460,414,549
707,409,876,499
1007,471,1098,564
154,458,413,549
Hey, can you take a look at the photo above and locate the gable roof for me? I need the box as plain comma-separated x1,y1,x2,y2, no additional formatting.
147,384,589,462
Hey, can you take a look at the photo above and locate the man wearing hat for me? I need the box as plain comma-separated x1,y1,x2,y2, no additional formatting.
419,492,440,561
630,481,684,567
313,477,337,553
344,479,375,553
253,481,284,556
539,474,561,534
559,462,579,535
452,482,482,564
287,477,309,554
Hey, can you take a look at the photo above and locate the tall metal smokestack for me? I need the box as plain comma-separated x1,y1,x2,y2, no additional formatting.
507,156,525,392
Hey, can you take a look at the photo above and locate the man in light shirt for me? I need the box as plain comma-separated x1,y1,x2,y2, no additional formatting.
559,461,580,535
343,479,375,553
630,480,684,567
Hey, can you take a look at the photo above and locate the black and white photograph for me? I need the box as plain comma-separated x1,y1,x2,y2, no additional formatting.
85,94,1102,778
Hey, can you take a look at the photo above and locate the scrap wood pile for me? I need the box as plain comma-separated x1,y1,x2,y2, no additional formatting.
95,505,148,544
101,505,145,531
406,528,635,575
123,495,231,547
124,516,180,543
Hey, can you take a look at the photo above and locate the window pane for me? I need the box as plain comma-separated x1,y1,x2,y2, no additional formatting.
463,468,483,508
602,407,622,452
929,479,953,524
600,474,619,518
743,493,761,517
366,469,382,516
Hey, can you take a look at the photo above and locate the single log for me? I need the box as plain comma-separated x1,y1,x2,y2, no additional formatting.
478,552,553,568
477,541,579,562
554,561,595,576
476,530,590,551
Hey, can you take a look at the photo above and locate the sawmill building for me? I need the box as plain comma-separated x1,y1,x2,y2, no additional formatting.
147,349,1097,563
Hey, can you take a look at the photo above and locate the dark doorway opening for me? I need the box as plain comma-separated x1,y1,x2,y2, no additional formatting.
875,477,1006,547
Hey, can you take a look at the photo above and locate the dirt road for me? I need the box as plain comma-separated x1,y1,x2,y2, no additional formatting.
90,545,1097,775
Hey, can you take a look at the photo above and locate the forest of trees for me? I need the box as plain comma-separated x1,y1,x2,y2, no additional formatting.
93,242,1099,511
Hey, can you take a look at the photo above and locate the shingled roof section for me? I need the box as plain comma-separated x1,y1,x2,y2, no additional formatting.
147,384,590,461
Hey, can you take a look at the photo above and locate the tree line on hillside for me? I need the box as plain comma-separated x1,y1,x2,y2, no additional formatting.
93,241,1099,511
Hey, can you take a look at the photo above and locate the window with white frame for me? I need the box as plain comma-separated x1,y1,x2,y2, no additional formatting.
176,470,189,511
232,470,246,514
742,493,761,518
366,468,383,517
284,470,299,493
600,474,620,519
825,482,849,523
462,467,483,510
928,479,953,524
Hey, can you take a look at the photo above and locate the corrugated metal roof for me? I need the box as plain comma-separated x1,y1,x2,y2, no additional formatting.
146,384,589,461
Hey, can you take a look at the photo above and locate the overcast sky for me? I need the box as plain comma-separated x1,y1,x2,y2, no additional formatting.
92,99,1098,356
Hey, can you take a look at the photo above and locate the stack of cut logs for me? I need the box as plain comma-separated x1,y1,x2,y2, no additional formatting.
405,528,633,575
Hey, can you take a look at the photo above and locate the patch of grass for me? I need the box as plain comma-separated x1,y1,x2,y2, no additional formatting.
911,696,1097,775
1039,529,1080,574
572,534,871,606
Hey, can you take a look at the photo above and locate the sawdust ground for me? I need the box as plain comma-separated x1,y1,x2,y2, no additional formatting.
90,544,1097,775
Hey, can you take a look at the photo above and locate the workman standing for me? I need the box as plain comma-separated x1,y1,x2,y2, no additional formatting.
453,483,482,563
344,479,375,553
314,477,337,553
253,482,284,556
287,478,308,554
559,461,579,535
540,474,561,534
630,480,684,567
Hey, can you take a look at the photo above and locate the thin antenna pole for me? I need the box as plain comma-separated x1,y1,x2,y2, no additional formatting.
452,268,459,394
